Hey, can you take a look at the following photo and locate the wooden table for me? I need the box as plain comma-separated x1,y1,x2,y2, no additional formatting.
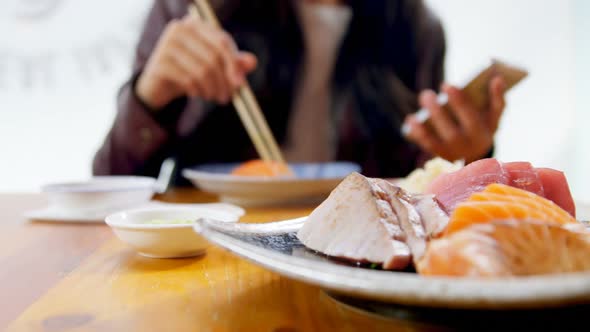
2,189,449,332
5,190,589,332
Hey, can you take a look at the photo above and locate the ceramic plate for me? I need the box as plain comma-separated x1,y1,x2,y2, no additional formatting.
25,202,245,223
182,162,360,207
24,206,121,223
194,208,590,310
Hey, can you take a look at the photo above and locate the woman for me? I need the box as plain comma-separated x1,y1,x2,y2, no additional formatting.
93,0,505,184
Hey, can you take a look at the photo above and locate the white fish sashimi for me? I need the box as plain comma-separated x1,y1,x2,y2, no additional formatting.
297,173,450,270
297,173,411,270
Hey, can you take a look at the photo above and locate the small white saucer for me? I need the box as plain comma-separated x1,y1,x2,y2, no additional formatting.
25,201,245,224
25,176,160,222
24,206,118,223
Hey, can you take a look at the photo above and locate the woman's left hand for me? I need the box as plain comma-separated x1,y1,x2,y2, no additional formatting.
402,76,506,163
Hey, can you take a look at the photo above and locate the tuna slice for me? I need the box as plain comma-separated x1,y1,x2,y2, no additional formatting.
425,158,509,213
297,172,412,270
424,158,576,217
503,162,544,197
536,168,576,217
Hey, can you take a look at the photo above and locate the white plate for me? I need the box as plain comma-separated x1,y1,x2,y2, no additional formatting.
25,201,245,223
25,205,121,223
194,212,590,310
42,176,157,211
107,206,242,258
182,162,361,207
25,176,158,222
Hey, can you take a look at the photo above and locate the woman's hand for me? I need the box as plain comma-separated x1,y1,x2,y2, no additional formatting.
136,15,257,109
402,76,506,163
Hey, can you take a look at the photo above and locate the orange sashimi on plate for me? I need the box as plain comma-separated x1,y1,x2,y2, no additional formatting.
445,184,578,235
417,220,590,277
418,184,590,277
231,160,295,177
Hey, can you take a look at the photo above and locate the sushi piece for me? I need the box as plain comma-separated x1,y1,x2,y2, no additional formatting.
417,220,590,277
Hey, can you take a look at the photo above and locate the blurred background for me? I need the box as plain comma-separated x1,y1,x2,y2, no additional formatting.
1,0,588,200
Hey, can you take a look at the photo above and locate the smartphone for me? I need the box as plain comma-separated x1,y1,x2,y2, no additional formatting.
414,59,528,125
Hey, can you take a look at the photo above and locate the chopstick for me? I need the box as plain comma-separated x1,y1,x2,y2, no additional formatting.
189,1,286,164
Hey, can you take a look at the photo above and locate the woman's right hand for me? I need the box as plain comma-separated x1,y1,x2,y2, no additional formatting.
136,15,258,110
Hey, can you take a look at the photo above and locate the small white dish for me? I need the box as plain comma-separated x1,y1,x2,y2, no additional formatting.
25,205,120,223
105,206,242,258
182,162,360,207
26,176,157,222
42,176,156,212
24,201,245,224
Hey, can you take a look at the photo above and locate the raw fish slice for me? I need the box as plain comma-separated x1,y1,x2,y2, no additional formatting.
447,184,578,235
417,220,590,277
503,162,544,196
417,225,511,277
410,194,449,239
369,179,428,263
297,173,411,270
536,168,576,217
484,183,576,219
468,191,575,227
448,200,575,235
425,158,509,213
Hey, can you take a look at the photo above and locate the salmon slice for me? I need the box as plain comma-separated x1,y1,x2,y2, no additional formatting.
446,184,577,235
467,192,575,227
417,220,590,277
484,183,576,220
484,182,565,207
231,160,294,177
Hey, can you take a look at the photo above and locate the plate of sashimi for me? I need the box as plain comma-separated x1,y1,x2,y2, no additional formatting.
194,158,590,309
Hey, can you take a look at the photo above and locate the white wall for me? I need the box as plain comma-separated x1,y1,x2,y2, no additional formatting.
427,0,576,167
573,0,590,200
0,0,150,192
427,0,587,199
0,0,587,199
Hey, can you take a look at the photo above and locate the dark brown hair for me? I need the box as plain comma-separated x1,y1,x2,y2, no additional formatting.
214,0,431,142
